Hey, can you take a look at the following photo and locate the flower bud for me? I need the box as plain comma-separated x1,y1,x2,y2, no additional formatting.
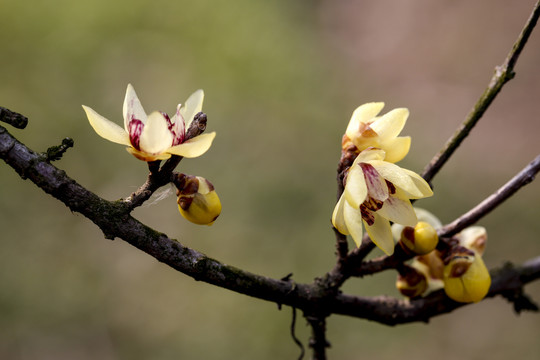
174,174,221,225
396,264,428,298
455,226,487,255
443,250,491,303
399,221,439,255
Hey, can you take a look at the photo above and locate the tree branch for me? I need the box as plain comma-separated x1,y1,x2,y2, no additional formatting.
439,153,540,238
421,0,540,183
0,106,28,129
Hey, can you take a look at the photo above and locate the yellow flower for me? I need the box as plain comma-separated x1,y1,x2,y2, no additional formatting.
83,84,216,162
175,174,221,225
443,250,491,303
332,148,433,255
342,102,411,163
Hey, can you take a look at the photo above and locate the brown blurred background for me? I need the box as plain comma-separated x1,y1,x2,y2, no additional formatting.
1,1,539,359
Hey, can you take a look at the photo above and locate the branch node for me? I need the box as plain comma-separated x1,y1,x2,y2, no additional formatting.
42,137,74,162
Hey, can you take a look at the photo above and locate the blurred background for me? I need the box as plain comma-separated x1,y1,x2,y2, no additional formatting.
1,0,540,359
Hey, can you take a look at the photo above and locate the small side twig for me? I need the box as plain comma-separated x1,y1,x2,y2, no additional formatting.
439,153,540,238
422,0,540,183
0,106,28,129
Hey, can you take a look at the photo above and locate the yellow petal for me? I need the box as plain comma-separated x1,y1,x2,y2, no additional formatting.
399,168,434,199
343,200,364,247
369,108,408,142
126,147,172,161
82,105,131,146
381,136,411,163
139,112,174,155
344,164,368,209
122,84,147,129
181,89,204,129
167,132,216,158
370,160,432,199
332,194,350,235
377,194,417,226
365,212,395,255
353,148,386,165
345,102,385,140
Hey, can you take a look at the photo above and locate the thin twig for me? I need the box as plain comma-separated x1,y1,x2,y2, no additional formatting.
306,315,330,360
439,153,540,237
421,1,540,183
0,106,28,129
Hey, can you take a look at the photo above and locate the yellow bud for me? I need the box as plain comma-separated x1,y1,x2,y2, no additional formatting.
396,265,428,298
455,226,487,255
443,253,491,303
176,175,222,225
400,221,439,255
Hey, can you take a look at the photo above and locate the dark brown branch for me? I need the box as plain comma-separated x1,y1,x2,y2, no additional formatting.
1,116,540,327
0,106,28,129
421,0,540,183
439,153,540,238
305,314,330,360
331,255,540,325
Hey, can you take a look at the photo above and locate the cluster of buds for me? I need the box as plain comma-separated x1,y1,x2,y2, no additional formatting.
394,209,491,303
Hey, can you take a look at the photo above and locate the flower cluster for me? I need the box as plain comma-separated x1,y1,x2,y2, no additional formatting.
394,209,491,303
83,84,220,225
332,103,433,255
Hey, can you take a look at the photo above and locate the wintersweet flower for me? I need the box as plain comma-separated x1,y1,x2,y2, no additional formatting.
83,84,216,162
332,148,433,255
342,102,411,163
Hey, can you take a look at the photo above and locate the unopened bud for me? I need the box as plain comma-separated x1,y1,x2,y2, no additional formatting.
396,265,428,298
174,174,221,225
443,251,491,303
400,221,438,255
455,226,487,255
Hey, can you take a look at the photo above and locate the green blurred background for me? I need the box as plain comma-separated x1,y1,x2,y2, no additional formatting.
1,0,540,359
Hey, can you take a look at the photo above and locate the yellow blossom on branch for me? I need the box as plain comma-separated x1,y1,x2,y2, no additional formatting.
332,148,433,255
342,102,411,163
82,84,216,162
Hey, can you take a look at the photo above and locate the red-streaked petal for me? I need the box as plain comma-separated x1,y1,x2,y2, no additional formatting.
128,119,144,150
180,89,204,130
360,162,389,202
170,104,186,146
122,84,147,130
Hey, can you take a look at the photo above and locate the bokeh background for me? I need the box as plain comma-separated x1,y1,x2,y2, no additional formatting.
1,0,540,359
